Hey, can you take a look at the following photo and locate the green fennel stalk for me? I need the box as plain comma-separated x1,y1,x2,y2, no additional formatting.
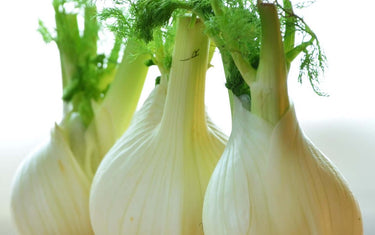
38,0,151,174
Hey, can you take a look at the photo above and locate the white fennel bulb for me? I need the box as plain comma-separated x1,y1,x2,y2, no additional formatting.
203,3,362,235
10,39,149,234
89,16,227,235
11,124,93,235
202,98,363,235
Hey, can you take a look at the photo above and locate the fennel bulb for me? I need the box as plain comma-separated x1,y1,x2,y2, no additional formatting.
11,124,93,235
202,98,363,235
202,2,362,235
10,42,149,235
10,1,150,233
89,16,227,235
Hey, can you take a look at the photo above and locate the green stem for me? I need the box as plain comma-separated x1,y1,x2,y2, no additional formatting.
86,39,149,174
97,36,123,91
210,0,224,16
154,30,168,75
283,0,295,53
231,51,257,84
282,0,296,71
53,1,82,115
59,53,75,115
97,39,150,140
208,40,216,66
286,39,313,63
251,3,289,125
209,0,256,84
159,16,210,135
55,13,80,115
82,4,98,59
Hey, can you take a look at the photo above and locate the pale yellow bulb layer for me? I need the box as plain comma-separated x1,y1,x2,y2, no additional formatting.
11,124,93,235
203,98,363,235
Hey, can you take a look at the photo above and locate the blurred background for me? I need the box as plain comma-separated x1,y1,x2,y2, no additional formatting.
1,0,374,234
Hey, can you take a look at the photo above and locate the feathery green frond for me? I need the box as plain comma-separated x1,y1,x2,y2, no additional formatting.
277,0,326,95
38,20,54,43
205,3,261,70
98,7,131,39
108,0,326,97
129,0,190,42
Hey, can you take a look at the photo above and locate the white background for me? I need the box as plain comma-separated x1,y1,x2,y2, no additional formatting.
1,0,375,234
